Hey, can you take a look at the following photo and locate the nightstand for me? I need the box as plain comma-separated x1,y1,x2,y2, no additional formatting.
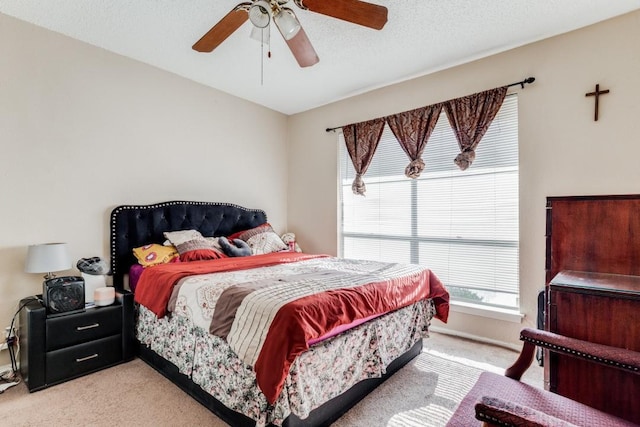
19,290,134,392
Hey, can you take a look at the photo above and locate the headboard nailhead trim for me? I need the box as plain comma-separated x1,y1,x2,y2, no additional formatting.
109,201,268,287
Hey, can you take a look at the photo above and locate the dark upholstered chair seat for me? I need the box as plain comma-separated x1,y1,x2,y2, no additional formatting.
447,371,637,426
447,328,640,426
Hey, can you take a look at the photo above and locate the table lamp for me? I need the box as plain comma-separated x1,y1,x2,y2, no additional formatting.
24,243,71,279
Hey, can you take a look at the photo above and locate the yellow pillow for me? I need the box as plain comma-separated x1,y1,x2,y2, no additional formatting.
133,243,179,267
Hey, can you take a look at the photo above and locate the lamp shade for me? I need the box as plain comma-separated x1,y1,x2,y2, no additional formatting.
25,243,71,277
273,8,301,40
248,0,271,29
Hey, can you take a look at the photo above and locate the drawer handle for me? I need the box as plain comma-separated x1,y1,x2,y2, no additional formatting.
76,353,99,363
77,323,100,331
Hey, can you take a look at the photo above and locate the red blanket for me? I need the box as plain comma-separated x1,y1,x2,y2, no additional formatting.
134,252,326,317
134,253,450,404
254,266,449,403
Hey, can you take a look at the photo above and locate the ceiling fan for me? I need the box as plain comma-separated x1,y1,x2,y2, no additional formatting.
192,0,388,68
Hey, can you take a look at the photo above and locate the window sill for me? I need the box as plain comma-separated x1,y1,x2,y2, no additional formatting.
450,300,523,323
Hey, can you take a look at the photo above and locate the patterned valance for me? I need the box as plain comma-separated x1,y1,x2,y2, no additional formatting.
341,85,512,195
387,103,443,179
444,86,508,171
342,118,386,196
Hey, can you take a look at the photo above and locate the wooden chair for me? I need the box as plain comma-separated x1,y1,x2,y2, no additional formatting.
447,328,640,426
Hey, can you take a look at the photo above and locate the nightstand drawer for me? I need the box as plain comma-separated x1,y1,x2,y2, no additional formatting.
20,291,134,392
46,305,122,351
46,335,122,384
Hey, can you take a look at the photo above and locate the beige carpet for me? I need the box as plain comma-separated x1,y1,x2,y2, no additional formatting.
0,333,542,426
332,351,482,427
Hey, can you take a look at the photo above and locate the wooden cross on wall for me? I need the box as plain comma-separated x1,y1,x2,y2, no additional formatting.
585,84,610,121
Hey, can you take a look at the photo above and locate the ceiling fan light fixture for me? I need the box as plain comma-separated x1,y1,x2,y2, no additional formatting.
250,25,270,44
248,0,272,28
273,8,301,40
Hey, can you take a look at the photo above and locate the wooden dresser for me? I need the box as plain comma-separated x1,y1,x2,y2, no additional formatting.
548,271,640,423
545,195,640,424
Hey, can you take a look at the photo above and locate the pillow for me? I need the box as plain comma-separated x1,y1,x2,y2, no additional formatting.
227,228,247,241
175,237,228,262
163,229,204,246
236,223,288,255
128,264,145,293
218,236,252,257
133,243,179,267
164,230,225,251
204,236,225,252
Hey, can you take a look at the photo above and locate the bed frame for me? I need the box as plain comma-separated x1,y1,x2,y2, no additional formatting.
110,200,423,427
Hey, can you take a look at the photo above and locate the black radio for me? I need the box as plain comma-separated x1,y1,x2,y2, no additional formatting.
43,276,85,317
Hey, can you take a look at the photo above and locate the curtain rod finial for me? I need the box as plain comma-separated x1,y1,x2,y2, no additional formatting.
518,77,535,89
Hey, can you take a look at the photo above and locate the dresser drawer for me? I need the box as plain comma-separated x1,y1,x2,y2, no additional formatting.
46,335,122,384
46,305,122,351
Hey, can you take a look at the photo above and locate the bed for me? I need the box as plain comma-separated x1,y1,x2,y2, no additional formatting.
110,201,450,426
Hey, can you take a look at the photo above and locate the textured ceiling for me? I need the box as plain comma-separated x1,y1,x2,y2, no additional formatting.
2,0,640,115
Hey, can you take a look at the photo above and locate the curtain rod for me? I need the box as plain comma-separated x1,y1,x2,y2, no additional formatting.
325,76,536,132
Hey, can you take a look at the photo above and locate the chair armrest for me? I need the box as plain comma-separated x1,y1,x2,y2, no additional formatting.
475,396,579,427
520,328,640,375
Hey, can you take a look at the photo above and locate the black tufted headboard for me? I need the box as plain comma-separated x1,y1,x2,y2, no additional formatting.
109,201,267,289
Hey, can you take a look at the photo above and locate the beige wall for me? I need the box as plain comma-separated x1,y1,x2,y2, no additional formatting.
0,14,288,365
3,10,639,368
288,10,640,346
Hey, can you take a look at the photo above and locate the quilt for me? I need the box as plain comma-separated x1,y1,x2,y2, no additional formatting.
134,253,449,404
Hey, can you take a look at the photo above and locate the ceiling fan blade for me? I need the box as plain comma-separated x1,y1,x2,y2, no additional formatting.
295,0,388,30
192,3,251,52
284,26,319,67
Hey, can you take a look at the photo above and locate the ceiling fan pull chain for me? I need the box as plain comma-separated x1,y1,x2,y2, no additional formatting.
260,27,264,85
268,23,272,58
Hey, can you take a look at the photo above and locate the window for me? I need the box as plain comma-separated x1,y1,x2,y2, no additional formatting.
339,95,519,309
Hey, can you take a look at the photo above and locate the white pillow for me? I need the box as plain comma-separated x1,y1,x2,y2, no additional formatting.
163,229,204,246
237,224,288,255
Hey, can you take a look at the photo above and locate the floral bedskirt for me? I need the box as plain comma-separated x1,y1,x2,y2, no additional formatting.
136,298,436,426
